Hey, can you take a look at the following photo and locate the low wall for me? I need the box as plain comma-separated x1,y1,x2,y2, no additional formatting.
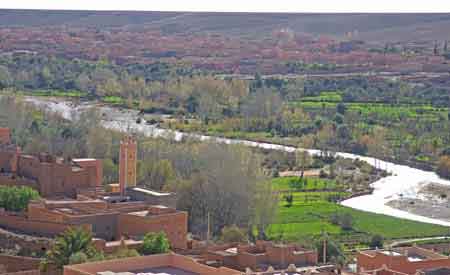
0,211,92,238
2,270,40,275
0,227,51,256
418,243,450,255
0,255,41,273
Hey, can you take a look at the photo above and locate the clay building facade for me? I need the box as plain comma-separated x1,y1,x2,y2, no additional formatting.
357,246,450,275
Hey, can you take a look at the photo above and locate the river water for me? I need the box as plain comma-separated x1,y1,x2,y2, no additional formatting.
24,97,450,227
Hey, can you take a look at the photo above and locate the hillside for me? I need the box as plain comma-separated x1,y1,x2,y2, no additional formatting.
1,10,450,42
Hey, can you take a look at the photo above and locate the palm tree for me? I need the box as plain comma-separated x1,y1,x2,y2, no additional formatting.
41,227,101,270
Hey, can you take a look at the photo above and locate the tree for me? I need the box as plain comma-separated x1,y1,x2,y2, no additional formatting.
220,225,248,243
176,144,271,238
340,213,354,231
140,232,170,255
251,180,279,240
138,159,176,190
296,149,312,179
315,235,344,264
370,234,384,249
284,193,294,207
336,103,347,115
0,65,12,88
437,156,450,179
41,227,101,270
0,186,40,212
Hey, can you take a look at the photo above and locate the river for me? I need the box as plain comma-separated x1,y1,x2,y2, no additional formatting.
24,96,450,227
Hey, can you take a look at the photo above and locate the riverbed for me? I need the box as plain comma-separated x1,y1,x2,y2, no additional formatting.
23,96,450,227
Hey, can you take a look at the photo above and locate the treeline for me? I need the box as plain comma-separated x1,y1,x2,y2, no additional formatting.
2,54,450,169
0,53,198,97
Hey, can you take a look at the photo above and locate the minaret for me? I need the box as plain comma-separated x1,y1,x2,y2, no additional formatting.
119,136,137,196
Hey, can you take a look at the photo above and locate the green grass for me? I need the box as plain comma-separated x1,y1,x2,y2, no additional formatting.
102,96,125,104
272,176,338,191
291,101,448,122
302,91,342,102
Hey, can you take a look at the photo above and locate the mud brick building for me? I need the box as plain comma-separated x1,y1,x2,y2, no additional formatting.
194,240,318,271
357,246,450,275
0,146,102,198
64,253,240,275
63,252,332,275
0,198,188,249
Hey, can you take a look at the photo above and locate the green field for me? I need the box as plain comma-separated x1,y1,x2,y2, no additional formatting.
272,176,339,191
268,179,450,243
102,96,125,104
293,101,448,123
302,91,342,102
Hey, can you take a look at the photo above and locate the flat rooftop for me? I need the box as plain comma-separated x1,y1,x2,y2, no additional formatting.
64,253,239,275
363,246,447,261
133,267,198,275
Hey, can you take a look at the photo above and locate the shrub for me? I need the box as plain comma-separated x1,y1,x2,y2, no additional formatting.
340,213,354,231
284,193,294,208
329,212,353,230
437,156,450,179
69,252,88,265
0,186,40,212
220,225,248,243
370,234,384,249
140,232,170,255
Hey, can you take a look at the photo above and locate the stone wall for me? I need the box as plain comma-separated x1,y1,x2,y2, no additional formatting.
0,227,51,256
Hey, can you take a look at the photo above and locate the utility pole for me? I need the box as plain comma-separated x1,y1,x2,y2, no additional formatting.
321,229,327,264
207,211,211,243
